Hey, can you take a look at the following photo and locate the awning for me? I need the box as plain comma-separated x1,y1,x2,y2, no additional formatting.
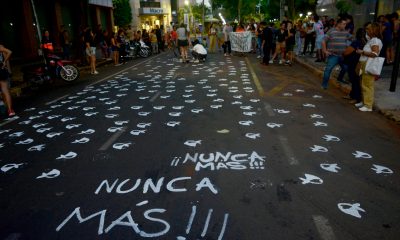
88,0,113,8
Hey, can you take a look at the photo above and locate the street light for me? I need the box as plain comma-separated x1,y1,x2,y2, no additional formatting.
299,13,303,18
307,11,312,16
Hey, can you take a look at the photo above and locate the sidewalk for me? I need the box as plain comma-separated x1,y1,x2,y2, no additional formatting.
294,54,400,123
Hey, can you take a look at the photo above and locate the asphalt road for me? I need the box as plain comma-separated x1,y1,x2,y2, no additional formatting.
1,51,399,240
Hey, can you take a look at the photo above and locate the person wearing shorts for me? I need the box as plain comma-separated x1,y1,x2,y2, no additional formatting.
270,23,288,64
85,29,98,74
176,23,190,62
314,15,325,62
0,44,15,117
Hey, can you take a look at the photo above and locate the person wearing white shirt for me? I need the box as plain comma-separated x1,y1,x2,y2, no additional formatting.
355,23,383,112
192,39,207,62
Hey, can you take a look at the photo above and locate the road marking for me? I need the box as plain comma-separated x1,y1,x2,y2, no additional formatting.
268,80,290,96
0,118,18,127
150,91,161,102
245,57,265,97
312,215,336,240
46,94,70,105
278,136,299,165
88,54,163,87
263,102,276,117
98,127,127,151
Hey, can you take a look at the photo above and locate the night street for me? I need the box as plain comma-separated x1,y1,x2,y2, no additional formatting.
1,52,399,240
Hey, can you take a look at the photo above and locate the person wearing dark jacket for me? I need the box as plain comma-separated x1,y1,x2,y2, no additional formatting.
261,22,273,65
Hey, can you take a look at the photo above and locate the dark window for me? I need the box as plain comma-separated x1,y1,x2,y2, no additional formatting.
140,1,161,8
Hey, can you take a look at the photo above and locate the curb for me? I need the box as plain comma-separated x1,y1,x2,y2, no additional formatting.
294,56,400,124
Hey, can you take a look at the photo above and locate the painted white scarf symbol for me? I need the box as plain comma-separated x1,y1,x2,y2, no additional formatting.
169,112,182,117
153,106,165,110
352,151,372,159
108,106,121,110
232,101,242,105
185,100,196,103
274,109,290,114
299,174,323,184
37,128,52,133
66,124,82,130
46,132,64,138
191,109,204,113
310,145,328,152
210,105,223,109
9,132,24,137
130,130,146,136
172,106,185,110
71,137,90,144
16,138,34,145
243,112,257,116
266,123,283,128
250,99,260,102
131,106,143,110
245,133,261,139
322,135,341,142
371,164,393,174
213,99,224,103
113,142,132,150
108,127,123,133
314,121,328,127
240,106,253,110
61,117,76,122
320,163,341,173
138,112,151,116
184,140,202,147
105,114,119,119
166,121,180,127
37,169,60,179
78,129,96,135
56,152,77,160
1,163,24,173
313,95,322,98
239,120,254,126
337,203,365,218
137,123,151,128
47,115,61,120
33,123,48,128
85,112,99,117
19,120,32,125
38,110,51,114
67,106,80,110
303,103,316,108
28,144,46,152
115,121,129,126
83,107,95,111
233,95,242,99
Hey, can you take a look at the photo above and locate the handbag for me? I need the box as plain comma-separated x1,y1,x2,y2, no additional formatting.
365,57,385,75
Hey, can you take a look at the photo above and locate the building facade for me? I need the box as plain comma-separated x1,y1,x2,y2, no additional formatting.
316,0,400,30
0,0,114,61
130,0,172,31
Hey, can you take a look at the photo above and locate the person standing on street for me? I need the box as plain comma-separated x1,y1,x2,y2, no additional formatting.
321,18,352,89
270,23,288,64
59,25,71,59
176,23,190,62
0,44,15,117
314,15,325,62
223,23,233,56
355,23,383,112
85,29,98,74
261,21,273,65
208,23,217,53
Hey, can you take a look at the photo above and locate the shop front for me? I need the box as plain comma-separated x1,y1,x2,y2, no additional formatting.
131,1,171,32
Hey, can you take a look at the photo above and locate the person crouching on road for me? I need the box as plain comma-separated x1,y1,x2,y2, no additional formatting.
355,23,383,112
192,39,207,63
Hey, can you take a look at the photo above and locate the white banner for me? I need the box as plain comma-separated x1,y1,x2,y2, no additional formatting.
229,32,252,53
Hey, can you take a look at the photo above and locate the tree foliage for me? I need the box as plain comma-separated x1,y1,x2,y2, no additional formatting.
211,0,314,22
113,0,132,27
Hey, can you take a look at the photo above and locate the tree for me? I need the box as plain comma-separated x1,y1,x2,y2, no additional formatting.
112,0,132,27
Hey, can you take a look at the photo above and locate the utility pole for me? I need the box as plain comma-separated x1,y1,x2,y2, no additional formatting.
390,31,400,92
238,0,242,23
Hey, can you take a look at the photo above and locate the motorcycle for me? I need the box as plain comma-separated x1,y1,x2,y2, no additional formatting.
23,54,79,85
123,40,151,60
